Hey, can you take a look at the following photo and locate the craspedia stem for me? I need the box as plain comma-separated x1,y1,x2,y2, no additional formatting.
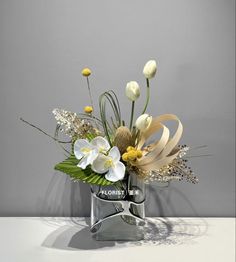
86,77,94,109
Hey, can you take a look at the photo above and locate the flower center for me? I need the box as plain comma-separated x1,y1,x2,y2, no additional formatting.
81,147,92,154
104,158,114,168
99,146,106,153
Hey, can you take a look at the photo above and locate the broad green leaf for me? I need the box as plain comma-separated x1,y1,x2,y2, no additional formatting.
54,155,114,186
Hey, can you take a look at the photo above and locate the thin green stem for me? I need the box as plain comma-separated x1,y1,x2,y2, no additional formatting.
20,118,71,144
189,145,208,151
86,77,94,108
99,95,112,145
142,78,150,114
134,129,140,146
99,91,122,146
20,118,71,155
78,113,103,124
85,77,101,129
185,154,213,158
129,101,135,130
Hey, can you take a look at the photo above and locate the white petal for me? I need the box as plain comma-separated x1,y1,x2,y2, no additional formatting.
91,154,110,174
108,146,120,163
88,148,99,162
105,161,126,182
91,136,110,152
77,155,90,169
74,139,91,159
77,149,98,169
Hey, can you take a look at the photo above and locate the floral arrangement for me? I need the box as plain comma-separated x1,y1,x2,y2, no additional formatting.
21,60,198,187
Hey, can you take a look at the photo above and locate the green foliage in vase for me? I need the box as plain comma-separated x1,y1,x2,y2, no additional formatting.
54,154,114,186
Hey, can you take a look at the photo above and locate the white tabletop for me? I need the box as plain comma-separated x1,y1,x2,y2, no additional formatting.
0,217,235,262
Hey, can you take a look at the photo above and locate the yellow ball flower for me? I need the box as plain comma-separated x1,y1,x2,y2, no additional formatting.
136,150,143,158
127,150,138,161
81,68,91,77
127,146,135,152
122,152,129,162
84,106,93,114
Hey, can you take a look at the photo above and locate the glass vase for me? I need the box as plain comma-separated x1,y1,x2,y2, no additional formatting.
90,171,146,241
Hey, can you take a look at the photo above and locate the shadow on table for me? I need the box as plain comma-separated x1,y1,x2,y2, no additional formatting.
41,216,208,250
42,217,117,250
40,172,208,250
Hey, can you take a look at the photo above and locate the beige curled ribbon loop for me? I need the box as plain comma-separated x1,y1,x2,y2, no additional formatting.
134,114,183,172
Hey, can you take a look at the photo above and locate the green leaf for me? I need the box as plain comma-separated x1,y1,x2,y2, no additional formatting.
54,155,114,186
86,133,97,141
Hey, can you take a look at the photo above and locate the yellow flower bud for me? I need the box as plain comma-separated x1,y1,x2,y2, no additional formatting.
127,146,135,152
81,68,91,77
122,152,129,162
136,150,143,158
84,106,93,114
127,150,138,161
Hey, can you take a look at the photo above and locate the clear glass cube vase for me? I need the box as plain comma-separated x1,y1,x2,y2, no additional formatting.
90,171,146,241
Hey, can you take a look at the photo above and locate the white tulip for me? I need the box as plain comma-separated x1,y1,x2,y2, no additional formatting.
143,60,157,79
125,81,140,101
135,114,152,132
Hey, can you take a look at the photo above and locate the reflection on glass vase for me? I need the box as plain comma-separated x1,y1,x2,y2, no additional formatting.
90,171,146,241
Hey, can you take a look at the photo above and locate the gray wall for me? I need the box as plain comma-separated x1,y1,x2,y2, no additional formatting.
0,0,235,217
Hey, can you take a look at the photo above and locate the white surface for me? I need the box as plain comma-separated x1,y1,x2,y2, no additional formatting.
0,217,235,262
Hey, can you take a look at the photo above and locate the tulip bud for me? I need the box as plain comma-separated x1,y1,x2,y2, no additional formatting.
143,60,157,79
135,114,152,132
125,81,140,101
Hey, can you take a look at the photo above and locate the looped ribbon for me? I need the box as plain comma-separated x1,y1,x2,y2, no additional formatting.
135,114,183,171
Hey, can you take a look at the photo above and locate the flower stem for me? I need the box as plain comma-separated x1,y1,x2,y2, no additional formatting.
129,101,135,130
86,76,101,129
20,118,71,154
20,118,71,144
142,78,150,114
86,77,94,108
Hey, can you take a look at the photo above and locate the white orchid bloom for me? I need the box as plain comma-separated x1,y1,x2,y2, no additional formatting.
74,136,110,169
74,139,98,169
90,136,110,153
92,146,126,182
